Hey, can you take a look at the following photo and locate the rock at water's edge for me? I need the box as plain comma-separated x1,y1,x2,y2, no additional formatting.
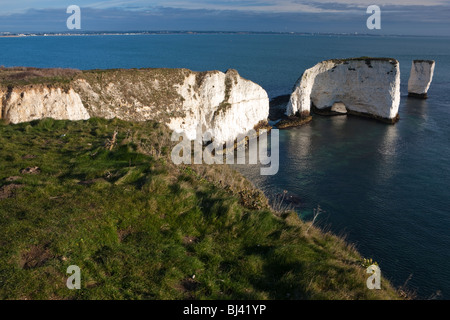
408,60,435,99
286,57,401,123
331,102,347,114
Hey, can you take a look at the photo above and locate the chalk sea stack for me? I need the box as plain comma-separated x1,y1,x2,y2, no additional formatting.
286,57,401,124
408,60,435,99
0,68,269,144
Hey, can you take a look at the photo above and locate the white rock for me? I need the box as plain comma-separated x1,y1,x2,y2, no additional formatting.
331,102,347,114
170,69,269,144
1,68,269,144
74,68,269,144
408,60,435,98
1,87,90,124
286,58,401,122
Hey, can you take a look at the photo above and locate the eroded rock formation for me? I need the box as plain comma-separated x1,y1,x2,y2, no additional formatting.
408,60,435,99
286,57,401,123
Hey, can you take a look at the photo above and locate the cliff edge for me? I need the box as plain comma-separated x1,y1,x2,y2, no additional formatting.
0,67,269,144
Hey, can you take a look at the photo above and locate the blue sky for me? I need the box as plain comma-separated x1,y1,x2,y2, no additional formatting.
1,0,449,35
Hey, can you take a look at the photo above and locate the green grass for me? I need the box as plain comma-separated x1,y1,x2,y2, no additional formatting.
0,118,401,300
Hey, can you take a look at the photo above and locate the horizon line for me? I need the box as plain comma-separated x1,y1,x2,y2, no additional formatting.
1,30,448,38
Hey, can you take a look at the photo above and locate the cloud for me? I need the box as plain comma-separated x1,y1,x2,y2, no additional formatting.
0,1,449,35
1,0,449,15
76,0,450,14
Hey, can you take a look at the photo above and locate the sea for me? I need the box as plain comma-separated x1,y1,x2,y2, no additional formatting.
1,34,449,299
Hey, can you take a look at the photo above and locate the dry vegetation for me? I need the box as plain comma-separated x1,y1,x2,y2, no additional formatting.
0,66,81,87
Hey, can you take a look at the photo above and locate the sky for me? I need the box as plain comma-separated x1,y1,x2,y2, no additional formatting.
0,0,449,36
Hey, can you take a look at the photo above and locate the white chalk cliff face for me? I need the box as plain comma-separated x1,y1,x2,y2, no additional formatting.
73,68,269,144
0,87,90,124
1,68,269,144
286,58,401,122
408,60,435,98
169,69,269,144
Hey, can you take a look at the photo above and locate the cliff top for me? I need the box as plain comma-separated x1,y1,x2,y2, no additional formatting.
413,59,435,64
0,66,230,88
0,66,81,87
329,56,398,65
0,117,404,300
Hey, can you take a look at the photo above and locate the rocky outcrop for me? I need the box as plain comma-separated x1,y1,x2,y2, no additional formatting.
286,57,401,123
1,68,269,144
0,86,90,123
408,60,435,99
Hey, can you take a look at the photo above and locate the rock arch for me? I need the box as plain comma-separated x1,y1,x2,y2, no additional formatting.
286,57,401,123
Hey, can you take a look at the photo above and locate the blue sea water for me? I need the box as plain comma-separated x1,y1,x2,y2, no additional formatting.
1,34,450,299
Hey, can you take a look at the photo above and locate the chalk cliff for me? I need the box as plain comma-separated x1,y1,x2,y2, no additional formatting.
408,60,435,99
0,86,90,124
0,68,269,144
286,57,401,123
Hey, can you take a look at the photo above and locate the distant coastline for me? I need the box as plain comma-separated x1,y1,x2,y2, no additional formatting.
0,31,444,38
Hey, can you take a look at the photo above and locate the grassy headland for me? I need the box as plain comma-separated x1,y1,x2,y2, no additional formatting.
0,118,401,300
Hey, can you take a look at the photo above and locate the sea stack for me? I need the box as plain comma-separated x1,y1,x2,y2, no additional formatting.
286,57,401,123
408,60,435,99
